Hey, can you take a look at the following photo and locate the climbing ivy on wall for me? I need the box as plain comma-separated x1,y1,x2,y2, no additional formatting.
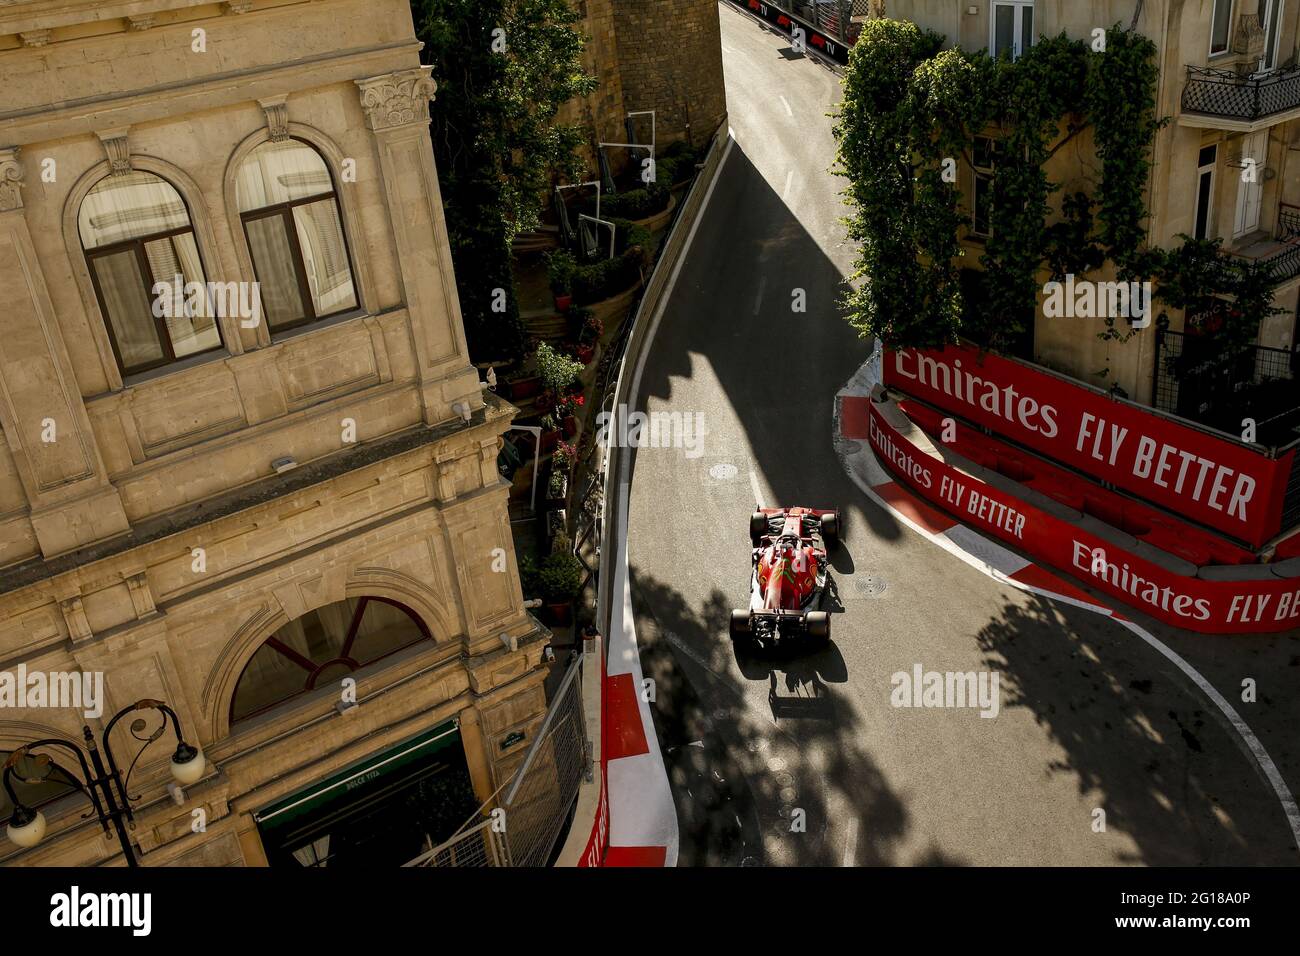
834,19,1274,358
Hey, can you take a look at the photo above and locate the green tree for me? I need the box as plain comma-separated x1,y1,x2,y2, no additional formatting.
833,22,1173,355
414,0,597,362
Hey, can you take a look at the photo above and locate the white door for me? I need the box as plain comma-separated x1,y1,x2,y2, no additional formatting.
1234,132,1266,236
991,1,1034,60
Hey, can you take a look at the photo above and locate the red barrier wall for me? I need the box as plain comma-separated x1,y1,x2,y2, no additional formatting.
868,402,1300,633
882,346,1295,547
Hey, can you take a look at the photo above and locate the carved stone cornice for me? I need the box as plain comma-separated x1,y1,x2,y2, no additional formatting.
96,128,132,176
355,67,437,132
0,148,24,212
258,95,290,142
127,14,155,31
59,594,94,644
19,30,51,48
224,0,254,12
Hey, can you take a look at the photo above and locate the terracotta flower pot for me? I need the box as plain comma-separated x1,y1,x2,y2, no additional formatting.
554,293,573,312
505,375,542,400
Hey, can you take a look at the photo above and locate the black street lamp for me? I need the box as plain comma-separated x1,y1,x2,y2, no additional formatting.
3,699,205,866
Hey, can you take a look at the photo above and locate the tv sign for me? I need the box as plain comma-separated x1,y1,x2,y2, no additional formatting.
733,0,850,64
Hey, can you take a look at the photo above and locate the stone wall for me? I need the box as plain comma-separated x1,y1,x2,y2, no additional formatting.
610,0,728,150
562,0,727,166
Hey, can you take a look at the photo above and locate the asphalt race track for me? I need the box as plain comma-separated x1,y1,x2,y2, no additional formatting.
623,2,1300,867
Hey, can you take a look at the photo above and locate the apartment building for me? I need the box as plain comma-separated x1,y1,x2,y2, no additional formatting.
883,0,1300,416
0,0,549,867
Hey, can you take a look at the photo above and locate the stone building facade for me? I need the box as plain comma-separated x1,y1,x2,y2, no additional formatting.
565,0,728,160
882,0,1300,408
0,0,548,867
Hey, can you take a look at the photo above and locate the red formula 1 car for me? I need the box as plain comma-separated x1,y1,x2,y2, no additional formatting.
729,506,841,648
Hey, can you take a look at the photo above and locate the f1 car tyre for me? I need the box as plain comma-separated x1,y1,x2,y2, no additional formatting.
805,611,831,645
729,609,752,640
820,511,841,549
749,511,768,547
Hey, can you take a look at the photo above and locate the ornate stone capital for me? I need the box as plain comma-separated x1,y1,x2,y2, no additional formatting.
258,95,290,142
0,148,24,212
356,68,437,132
19,30,51,48
127,14,155,31
1234,14,1265,57
96,127,132,176
224,0,254,12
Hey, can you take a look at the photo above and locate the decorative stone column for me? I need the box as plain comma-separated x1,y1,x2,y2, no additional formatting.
0,147,130,557
355,67,482,426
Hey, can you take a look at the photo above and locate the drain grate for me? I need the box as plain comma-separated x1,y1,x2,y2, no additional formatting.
853,576,888,598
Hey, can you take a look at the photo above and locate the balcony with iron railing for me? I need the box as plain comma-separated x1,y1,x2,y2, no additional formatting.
1182,64,1300,123
1224,202,1300,284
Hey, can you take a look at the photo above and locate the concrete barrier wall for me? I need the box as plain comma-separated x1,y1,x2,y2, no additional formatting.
553,124,730,866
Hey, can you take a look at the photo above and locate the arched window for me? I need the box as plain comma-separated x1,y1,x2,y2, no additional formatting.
78,171,223,376
231,597,430,723
1,750,80,823
235,140,358,332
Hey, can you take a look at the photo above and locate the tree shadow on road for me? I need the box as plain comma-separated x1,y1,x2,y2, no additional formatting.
975,592,1297,865
631,565,965,866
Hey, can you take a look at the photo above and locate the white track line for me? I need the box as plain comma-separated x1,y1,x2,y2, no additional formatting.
779,94,794,117
783,169,795,200
835,370,1300,854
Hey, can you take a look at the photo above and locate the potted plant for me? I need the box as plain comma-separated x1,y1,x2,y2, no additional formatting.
536,341,584,396
547,466,569,505
518,553,543,603
553,438,577,472
538,412,562,454
502,367,543,401
572,307,601,365
545,249,576,312
547,507,568,543
561,396,583,437
539,534,583,626
547,441,574,505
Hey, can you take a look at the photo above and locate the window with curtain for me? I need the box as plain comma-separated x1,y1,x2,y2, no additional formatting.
236,139,358,333
78,171,223,376
230,597,430,723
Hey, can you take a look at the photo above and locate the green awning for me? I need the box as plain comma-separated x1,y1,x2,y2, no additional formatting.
254,719,461,831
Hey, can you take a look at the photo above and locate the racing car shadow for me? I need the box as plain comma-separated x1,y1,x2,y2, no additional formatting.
733,638,848,721
827,546,854,576
819,572,846,613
